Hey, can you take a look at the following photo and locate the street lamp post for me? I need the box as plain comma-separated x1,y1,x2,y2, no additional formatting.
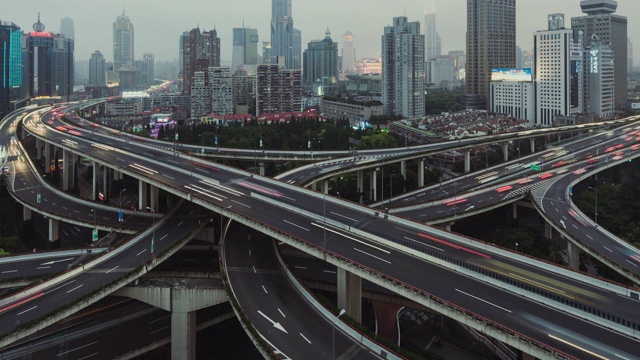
332,309,346,360
119,188,126,210
589,187,598,225
146,206,156,256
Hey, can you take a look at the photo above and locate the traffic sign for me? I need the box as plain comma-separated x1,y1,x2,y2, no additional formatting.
569,186,573,196
37,193,41,204
92,228,98,242
530,164,541,171
118,210,124,222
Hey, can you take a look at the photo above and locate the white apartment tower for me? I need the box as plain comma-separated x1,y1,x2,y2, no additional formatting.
584,34,615,119
342,31,356,75
89,50,106,86
534,14,583,126
382,16,425,118
209,67,233,115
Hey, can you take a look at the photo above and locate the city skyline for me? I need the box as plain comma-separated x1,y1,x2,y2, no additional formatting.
4,0,640,64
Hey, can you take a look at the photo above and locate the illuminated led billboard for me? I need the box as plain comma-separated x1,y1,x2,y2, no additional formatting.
491,68,532,82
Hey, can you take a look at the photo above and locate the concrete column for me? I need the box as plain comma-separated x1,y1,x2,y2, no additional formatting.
62,150,70,190
370,169,378,202
356,170,364,204
91,161,97,201
44,142,51,174
400,160,406,180
464,150,471,173
512,203,518,219
567,241,580,270
259,162,265,176
23,207,32,221
444,223,452,231
544,222,553,240
321,179,329,194
530,138,536,153
71,153,77,190
49,218,59,242
35,138,42,160
21,124,26,139
337,268,362,322
171,311,196,360
311,182,317,191
502,142,509,162
149,185,159,212
418,160,425,187
139,181,148,211
102,166,108,202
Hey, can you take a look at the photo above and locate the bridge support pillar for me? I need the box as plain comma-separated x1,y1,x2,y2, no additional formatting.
337,268,362,322
512,203,518,219
321,179,329,194
149,185,159,212
311,182,317,191
102,166,109,203
49,218,59,242
44,142,51,174
418,160,425,187
370,169,378,202
171,310,196,360
567,241,580,270
91,161,98,201
400,160,406,191
544,222,553,240
464,150,471,173
502,142,509,162
357,170,364,204
35,138,42,160
62,149,70,190
259,162,265,176
529,138,535,154
23,207,32,221
441,221,455,231
139,181,148,211
71,153,78,190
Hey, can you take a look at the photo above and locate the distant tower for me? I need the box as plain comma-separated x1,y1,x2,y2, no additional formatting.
303,28,338,93
424,1,441,61
232,26,259,74
464,0,516,109
262,41,272,64
89,50,106,86
60,17,74,40
270,0,300,69
382,16,425,118
0,21,22,119
628,37,634,74
182,27,221,94
571,0,627,107
113,10,134,71
342,31,355,75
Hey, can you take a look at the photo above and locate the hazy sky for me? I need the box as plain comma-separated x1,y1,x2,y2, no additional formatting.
4,0,639,65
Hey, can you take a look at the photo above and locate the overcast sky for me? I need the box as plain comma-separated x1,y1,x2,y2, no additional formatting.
4,0,639,65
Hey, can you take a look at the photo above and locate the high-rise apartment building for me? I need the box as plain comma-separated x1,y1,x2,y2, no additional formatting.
256,60,301,115
426,56,456,87
424,2,441,61
136,52,154,86
113,11,134,71
232,27,259,74
270,0,301,69
628,38,634,74
534,14,583,126
209,67,232,115
571,0,626,107
182,27,221,95
303,29,338,92
464,0,516,109
232,71,256,114
24,14,74,99
584,34,615,119
262,41,272,64
382,16,425,118
60,17,74,40
179,31,189,74
0,21,21,119
342,31,356,75
89,50,106,86
190,70,210,117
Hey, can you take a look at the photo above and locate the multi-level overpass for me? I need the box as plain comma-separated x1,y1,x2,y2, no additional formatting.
1,104,638,359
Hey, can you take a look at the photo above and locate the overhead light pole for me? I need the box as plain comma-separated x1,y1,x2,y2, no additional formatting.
589,187,598,225
333,309,346,360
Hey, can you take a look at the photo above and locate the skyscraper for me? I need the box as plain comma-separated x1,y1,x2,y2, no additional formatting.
534,14,583,126
0,21,21,119
89,50,106,86
262,41,272,64
571,0,627,107
25,14,74,99
424,2,441,61
270,0,300,69
292,28,302,69
138,52,155,86
628,38,634,74
182,27,221,94
584,34,615,119
464,0,516,109
342,31,356,75
256,59,301,115
382,16,425,118
113,11,134,71
231,27,259,74
303,29,338,93
59,17,74,40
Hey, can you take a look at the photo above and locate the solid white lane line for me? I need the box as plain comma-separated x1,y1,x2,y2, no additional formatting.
548,334,608,360
455,289,511,313
353,247,391,264
300,333,312,344
587,235,593,239
404,236,444,252
2,270,17,273
262,285,268,294
625,260,638,267
49,280,76,293
67,284,84,293
231,200,251,208
36,266,50,270
603,246,612,252
253,266,257,273
311,223,390,254
329,211,358,222
160,234,168,241
136,249,147,256
162,174,175,180
323,270,336,274
17,306,37,316
56,341,98,356
177,221,184,227
294,266,307,270
106,265,119,274
278,308,286,318
283,220,309,232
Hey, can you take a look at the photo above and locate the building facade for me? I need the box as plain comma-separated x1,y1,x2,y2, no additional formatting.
424,3,441,62
270,0,299,69
182,27,221,95
426,56,456,87
256,61,301,115
534,14,583,126
382,16,425,118
59,17,74,40
342,31,356,75
0,21,21,119
320,99,383,127
464,0,516,109
232,73,256,114
490,76,535,123
89,50,106,86
571,0,627,108
113,11,134,71
303,29,338,93
584,34,615,119
209,67,232,115
231,27,259,74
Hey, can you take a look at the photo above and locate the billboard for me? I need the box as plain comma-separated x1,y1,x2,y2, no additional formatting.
491,68,532,82
632,103,640,110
